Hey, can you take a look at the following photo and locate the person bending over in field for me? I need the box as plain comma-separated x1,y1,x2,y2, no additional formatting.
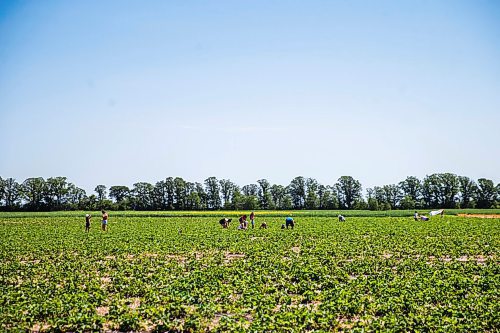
420,215,429,221
85,214,91,232
219,218,232,228
285,217,295,229
260,222,267,229
338,214,346,222
101,210,109,231
239,215,248,230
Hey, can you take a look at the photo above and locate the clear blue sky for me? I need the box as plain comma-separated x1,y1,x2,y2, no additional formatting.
1,0,499,193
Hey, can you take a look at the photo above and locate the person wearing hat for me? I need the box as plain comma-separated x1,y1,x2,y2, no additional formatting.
85,214,91,232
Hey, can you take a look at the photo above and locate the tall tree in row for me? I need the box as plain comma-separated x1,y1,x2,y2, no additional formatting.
289,176,306,209
42,177,70,210
422,173,460,208
241,184,260,210
204,177,221,210
422,174,441,208
399,176,422,203
458,176,477,208
132,182,154,210
67,184,87,209
476,178,497,209
186,182,203,210
305,178,319,209
335,176,362,209
257,179,273,209
439,173,460,208
174,177,187,210
22,177,46,211
95,184,107,203
270,184,287,209
220,179,237,209
109,186,130,209
0,177,4,207
383,184,402,209
4,178,22,210
164,177,175,209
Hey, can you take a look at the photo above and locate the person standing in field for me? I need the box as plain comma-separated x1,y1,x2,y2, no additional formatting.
250,211,255,229
414,211,419,221
101,210,109,231
85,214,91,232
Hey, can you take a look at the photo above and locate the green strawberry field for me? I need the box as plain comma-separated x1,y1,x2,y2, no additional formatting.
1,213,498,332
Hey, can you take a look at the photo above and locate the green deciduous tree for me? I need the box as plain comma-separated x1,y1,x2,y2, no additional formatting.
204,177,221,210
270,184,287,209
382,184,402,209
335,176,362,210
439,173,459,208
2,178,21,210
109,186,130,209
257,179,273,209
174,177,187,210
185,182,202,210
21,177,46,211
132,182,154,210
94,184,107,204
398,176,422,203
305,178,319,209
476,178,496,209
400,195,416,210
241,184,260,210
289,176,306,209
67,184,87,210
43,177,70,210
458,176,477,208
220,179,237,209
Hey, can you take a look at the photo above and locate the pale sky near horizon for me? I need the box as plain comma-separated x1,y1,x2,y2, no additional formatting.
1,1,499,193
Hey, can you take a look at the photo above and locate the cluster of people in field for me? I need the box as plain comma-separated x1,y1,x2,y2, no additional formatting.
84,209,444,233
219,212,269,229
414,209,444,221
84,211,348,232
84,210,109,232
219,212,297,230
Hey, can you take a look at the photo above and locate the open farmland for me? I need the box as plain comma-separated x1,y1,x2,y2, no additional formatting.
0,214,499,332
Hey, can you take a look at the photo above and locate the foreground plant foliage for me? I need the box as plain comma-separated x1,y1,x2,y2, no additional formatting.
0,215,498,332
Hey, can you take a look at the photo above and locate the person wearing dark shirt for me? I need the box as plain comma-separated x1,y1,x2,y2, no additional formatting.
85,214,91,232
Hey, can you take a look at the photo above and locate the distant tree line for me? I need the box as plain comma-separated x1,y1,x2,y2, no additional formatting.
0,174,499,212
